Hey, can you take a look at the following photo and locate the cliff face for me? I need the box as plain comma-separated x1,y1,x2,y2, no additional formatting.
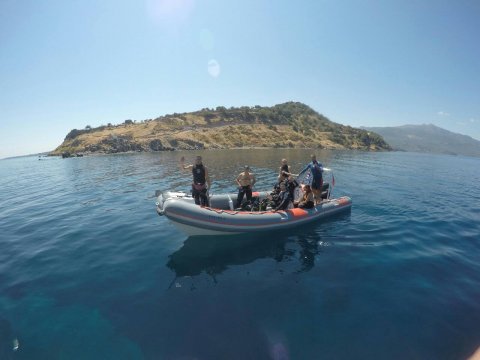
51,102,391,155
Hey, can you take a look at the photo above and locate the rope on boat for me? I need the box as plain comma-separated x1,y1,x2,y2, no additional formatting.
204,207,273,216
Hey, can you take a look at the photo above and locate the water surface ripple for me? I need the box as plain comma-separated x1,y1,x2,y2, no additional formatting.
0,150,479,359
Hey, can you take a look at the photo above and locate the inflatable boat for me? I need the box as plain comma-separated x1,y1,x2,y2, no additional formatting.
155,188,352,236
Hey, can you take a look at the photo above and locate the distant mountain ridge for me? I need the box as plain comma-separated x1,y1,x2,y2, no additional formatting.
363,124,480,157
52,102,391,155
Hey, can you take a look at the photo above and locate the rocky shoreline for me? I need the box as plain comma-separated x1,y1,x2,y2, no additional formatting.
52,102,392,156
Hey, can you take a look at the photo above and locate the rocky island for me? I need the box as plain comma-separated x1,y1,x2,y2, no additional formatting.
51,102,390,156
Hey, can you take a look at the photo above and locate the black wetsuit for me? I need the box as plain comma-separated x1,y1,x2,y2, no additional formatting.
192,164,209,206
236,185,252,209
286,179,298,200
270,182,282,206
274,190,292,211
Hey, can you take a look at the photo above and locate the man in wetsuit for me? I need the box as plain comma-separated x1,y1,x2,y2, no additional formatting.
273,181,292,211
286,176,299,201
298,154,323,204
235,165,256,209
181,155,211,206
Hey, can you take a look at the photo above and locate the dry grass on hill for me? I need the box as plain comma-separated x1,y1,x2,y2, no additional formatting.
52,102,390,155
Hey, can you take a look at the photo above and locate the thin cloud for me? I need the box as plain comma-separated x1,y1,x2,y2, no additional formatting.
437,111,450,117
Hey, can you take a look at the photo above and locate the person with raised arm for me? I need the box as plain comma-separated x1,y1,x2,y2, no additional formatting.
279,158,290,178
298,154,323,204
180,155,211,206
279,158,299,178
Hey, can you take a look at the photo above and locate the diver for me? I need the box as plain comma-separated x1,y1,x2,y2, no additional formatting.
286,176,299,201
181,155,211,206
273,181,292,211
298,154,323,204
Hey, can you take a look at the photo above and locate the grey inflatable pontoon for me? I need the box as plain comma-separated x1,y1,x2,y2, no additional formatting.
156,189,351,236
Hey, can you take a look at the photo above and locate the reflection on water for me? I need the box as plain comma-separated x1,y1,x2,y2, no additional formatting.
296,233,321,273
166,198,352,282
166,215,351,281
167,235,289,280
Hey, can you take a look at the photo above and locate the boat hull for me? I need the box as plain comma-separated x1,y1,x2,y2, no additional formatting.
156,192,352,236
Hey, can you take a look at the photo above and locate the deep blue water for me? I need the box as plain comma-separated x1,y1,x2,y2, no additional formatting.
1,149,479,360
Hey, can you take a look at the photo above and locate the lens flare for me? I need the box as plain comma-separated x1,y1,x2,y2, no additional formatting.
146,0,195,27
199,29,214,51
208,59,220,78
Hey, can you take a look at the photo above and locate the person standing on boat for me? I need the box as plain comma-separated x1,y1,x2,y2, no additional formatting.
279,158,291,178
298,154,323,204
181,155,211,206
235,165,256,209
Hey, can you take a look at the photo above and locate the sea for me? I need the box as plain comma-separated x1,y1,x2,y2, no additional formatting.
0,149,479,360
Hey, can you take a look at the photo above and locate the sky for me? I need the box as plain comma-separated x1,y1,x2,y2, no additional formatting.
1,0,479,158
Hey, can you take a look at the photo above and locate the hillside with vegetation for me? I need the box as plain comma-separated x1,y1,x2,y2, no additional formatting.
52,102,391,156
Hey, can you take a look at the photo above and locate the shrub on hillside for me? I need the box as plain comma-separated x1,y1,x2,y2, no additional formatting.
65,129,88,140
